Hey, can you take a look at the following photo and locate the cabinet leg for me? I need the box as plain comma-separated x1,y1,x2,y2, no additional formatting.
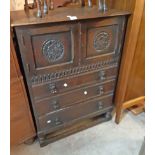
105,111,112,119
24,137,36,145
115,105,123,124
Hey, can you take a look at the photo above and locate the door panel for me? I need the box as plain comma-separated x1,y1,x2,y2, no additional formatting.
15,23,79,77
80,16,126,64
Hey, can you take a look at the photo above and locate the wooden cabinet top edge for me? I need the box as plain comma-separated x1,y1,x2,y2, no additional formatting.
11,6,130,27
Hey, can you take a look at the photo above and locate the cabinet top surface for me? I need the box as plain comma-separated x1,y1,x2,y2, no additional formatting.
11,6,130,27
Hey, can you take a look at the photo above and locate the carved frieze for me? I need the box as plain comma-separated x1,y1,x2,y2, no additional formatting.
42,39,64,62
31,57,119,85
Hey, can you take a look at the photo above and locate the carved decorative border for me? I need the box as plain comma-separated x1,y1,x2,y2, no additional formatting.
31,57,119,85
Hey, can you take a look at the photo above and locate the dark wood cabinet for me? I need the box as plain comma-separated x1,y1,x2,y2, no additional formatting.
11,7,129,146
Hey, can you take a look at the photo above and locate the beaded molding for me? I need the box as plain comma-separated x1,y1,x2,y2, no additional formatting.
31,57,119,85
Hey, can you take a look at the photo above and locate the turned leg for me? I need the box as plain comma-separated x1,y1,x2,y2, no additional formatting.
49,0,54,10
24,0,29,11
105,111,112,119
38,135,49,147
43,0,48,14
88,0,93,7
103,0,108,11
24,137,36,145
79,0,85,7
115,104,123,124
36,0,42,18
33,0,37,8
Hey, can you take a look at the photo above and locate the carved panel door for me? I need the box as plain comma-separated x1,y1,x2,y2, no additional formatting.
80,16,127,65
15,23,80,79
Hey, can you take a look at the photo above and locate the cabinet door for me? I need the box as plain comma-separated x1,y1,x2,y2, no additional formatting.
80,16,127,65
15,23,80,78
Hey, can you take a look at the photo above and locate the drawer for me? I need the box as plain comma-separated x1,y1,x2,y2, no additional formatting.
32,65,118,100
38,94,113,132
35,79,116,116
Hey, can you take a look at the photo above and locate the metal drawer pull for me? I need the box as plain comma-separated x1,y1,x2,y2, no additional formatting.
54,118,62,126
84,91,88,95
99,86,104,95
49,83,57,94
46,120,52,124
51,100,60,110
98,101,104,110
63,83,68,87
99,70,106,80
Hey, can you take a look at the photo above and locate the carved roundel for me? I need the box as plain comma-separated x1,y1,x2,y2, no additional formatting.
42,39,64,62
94,31,111,52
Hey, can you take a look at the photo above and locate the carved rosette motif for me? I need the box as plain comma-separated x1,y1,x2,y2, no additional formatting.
94,31,111,52
42,39,64,62
31,57,119,85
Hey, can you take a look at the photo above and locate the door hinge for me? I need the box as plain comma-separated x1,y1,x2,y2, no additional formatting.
26,64,30,73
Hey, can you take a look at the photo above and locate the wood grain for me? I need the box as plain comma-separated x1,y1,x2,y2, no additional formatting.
111,0,136,11
10,36,36,145
125,9,145,101
113,0,145,123
11,7,130,27
122,96,145,109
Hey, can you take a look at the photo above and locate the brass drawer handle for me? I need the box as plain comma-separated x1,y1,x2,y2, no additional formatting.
98,101,104,110
51,100,60,110
99,70,106,81
49,83,57,94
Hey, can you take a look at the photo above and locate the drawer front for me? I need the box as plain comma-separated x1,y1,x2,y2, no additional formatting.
32,65,118,100
38,94,113,132
15,23,80,77
35,79,116,116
